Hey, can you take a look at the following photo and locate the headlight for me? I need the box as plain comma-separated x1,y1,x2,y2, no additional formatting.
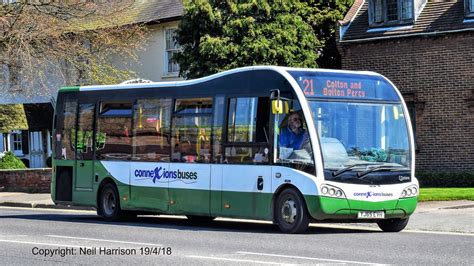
321,187,328,194
320,184,346,199
400,184,419,198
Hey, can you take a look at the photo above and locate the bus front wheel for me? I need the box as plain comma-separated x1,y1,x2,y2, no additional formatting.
377,218,409,232
275,188,310,234
98,183,124,221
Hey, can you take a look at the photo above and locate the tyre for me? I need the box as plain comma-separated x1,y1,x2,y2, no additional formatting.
377,218,409,232
275,188,310,234
98,183,123,221
186,215,216,223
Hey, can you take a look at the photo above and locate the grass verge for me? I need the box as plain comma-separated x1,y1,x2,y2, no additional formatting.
419,188,474,201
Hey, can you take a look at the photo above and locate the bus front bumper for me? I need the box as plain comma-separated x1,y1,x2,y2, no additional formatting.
305,196,418,221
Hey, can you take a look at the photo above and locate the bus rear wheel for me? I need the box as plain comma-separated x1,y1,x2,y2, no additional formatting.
275,188,310,234
98,183,124,221
377,218,409,232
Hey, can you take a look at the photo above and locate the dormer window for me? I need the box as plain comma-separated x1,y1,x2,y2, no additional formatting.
466,0,474,17
370,0,414,26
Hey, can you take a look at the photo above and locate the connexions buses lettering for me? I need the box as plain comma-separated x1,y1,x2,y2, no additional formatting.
134,167,198,183
353,192,394,198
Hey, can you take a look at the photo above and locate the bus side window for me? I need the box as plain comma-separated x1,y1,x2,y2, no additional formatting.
212,96,225,163
55,96,77,160
225,97,270,164
276,101,314,166
171,98,213,163
96,102,133,160
133,99,172,162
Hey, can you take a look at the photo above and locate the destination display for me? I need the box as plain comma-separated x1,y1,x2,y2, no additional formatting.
290,72,400,101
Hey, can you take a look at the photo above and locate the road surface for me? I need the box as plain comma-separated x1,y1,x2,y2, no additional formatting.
0,207,472,265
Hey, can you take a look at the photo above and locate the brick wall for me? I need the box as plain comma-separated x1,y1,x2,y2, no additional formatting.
338,32,474,172
0,168,52,193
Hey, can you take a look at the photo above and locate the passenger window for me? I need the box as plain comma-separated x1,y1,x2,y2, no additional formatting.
96,102,132,160
212,96,225,163
225,97,270,164
76,103,95,160
175,98,212,114
133,99,172,162
56,97,77,160
171,98,213,163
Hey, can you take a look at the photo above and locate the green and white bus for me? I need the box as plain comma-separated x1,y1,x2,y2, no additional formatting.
52,66,418,233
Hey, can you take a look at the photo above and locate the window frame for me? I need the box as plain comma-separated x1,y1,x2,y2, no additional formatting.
132,98,173,162
170,97,214,163
369,0,415,27
164,28,181,76
11,131,23,156
222,96,272,165
95,101,133,161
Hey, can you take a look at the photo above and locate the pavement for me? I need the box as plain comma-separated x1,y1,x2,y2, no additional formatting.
0,192,473,234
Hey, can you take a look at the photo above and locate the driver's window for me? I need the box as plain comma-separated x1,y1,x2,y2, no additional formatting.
275,101,313,165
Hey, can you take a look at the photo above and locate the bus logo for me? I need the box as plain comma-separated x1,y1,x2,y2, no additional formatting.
134,167,198,184
353,192,394,198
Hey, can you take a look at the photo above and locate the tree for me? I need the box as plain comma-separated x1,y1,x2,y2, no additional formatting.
175,0,321,79
175,0,353,79
0,1,149,97
305,0,354,68
0,104,27,132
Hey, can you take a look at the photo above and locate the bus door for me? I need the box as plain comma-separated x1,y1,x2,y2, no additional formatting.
75,103,96,191
221,97,272,219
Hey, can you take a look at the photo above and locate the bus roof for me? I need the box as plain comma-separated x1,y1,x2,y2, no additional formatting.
60,66,384,92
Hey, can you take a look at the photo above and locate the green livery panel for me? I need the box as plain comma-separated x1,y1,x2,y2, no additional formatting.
305,195,418,220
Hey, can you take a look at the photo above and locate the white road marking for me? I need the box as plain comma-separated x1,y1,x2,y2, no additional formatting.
46,235,162,246
186,255,286,265
237,251,378,265
0,239,92,249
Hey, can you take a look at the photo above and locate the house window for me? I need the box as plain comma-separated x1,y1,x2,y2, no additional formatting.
370,0,414,25
165,28,180,75
11,132,23,155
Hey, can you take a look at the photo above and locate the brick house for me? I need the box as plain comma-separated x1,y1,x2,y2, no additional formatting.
0,0,184,168
337,0,474,173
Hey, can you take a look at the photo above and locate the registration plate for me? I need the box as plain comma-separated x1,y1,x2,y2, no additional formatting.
357,211,385,219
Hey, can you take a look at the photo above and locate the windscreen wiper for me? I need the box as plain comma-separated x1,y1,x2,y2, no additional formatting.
356,165,406,178
332,163,376,177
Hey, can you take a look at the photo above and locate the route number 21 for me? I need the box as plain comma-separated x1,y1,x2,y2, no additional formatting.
302,79,314,96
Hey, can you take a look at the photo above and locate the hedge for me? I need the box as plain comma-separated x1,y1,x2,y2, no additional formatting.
416,171,474,188
0,151,27,169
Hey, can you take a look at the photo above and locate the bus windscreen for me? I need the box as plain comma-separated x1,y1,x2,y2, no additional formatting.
288,71,400,101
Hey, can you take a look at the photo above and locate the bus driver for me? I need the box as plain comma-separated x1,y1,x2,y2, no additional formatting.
279,112,308,150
